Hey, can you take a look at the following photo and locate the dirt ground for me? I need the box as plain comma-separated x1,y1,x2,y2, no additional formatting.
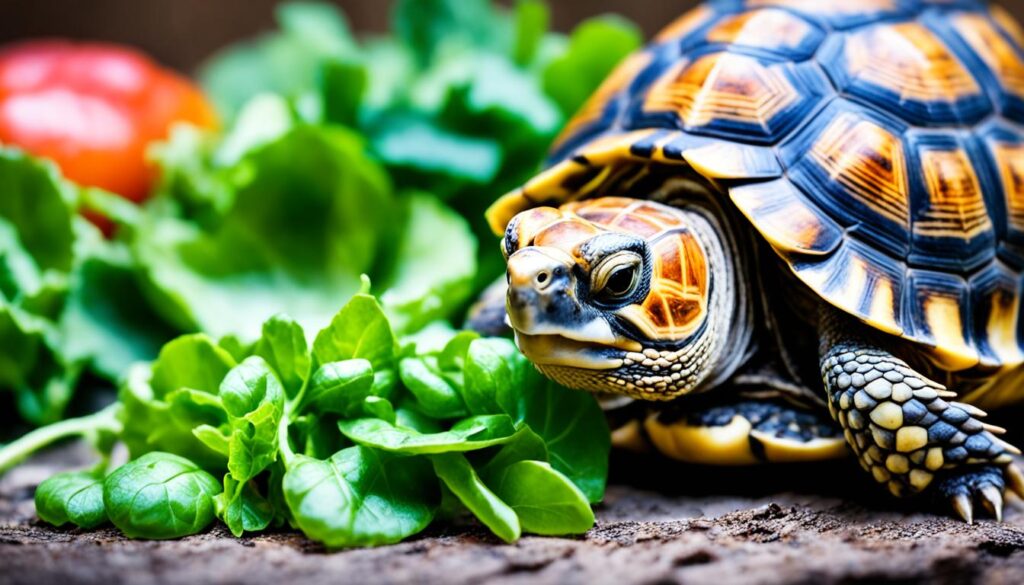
3,442,1024,585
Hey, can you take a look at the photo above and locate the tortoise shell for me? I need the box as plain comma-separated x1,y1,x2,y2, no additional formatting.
488,0,1024,375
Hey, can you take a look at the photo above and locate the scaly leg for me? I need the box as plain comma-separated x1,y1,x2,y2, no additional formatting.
820,310,1024,521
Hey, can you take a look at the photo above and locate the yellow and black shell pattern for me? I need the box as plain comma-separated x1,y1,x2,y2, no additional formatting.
487,0,1024,375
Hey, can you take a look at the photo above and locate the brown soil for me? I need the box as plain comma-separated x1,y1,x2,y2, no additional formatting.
2,443,1024,585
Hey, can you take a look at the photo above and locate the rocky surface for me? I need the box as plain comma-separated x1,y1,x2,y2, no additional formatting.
3,442,1024,585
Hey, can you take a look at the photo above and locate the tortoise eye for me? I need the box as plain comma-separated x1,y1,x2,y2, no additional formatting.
593,252,641,303
604,266,636,296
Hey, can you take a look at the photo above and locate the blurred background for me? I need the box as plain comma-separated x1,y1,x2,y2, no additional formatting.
8,0,1016,74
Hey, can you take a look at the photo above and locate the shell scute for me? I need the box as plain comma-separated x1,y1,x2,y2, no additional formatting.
905,130,996,271
730,178,843,257
701,8,825,60
904,269,977,370
969,261,1024,368
792,238,906,337
976,122,1024,265
820,20,992,125
947,10,1024,123
636,51,829,144
782,101,911,259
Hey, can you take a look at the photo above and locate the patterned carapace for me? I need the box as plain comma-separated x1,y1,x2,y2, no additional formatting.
488,0,1024,379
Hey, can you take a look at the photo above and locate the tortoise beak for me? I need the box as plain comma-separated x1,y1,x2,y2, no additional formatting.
506,246,578,333
505,246,637,350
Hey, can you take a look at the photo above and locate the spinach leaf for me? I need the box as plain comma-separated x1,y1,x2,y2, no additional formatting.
463,338,527,419
150,334,236,399
253,314,310,399
312,294,396,395
430,453,519,543
200,2,356,118
219,356,286,419
166,388,228,430
283,448,436,547
219,476,274,537
478,426,548,480
119,365,227,470
512,0,549,66
338,414,516,454
103,452,222,540
520,369,610,503
542,15,642,116
227,400,281,483
488,460,593,535
302,359,374,416
0,150,75,273
462,338,609,502
34,470,107,529
398,356,466,419
391,0,499,66
59,240,177,380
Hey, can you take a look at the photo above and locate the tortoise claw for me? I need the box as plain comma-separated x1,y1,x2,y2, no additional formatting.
952,493,974,524
979,485,1004,522
935,465,1008,523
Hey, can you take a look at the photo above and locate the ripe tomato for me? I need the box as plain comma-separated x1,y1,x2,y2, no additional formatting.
0,40,217,204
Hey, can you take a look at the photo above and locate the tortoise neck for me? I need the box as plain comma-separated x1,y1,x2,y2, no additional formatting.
663,188,757,395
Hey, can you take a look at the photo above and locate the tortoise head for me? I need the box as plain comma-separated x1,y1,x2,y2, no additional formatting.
502,197,727,401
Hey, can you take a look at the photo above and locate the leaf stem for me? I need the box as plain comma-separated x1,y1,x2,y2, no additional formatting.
278,379,309,468
0,403,121,475
277,411,296,468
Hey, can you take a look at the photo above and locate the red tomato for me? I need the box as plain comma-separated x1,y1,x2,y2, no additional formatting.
0,40,217,204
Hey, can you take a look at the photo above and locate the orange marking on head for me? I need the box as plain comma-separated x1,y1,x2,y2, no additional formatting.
643,52,798,132
509,207,568,252
915,148,991,239
809,112,909,227
706,8,813,52
534,218,603,252
844,22,981,104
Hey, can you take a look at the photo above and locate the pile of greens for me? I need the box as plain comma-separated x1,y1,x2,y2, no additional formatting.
0,0,642,545
1,291,609,544
0,0,640,428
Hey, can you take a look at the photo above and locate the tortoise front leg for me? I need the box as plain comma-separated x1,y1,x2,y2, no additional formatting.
820,310,1024,522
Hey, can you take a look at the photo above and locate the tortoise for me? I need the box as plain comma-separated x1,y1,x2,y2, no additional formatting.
473,0,1024,521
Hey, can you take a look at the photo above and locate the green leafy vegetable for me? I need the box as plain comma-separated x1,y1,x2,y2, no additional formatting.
542,15,643,116
303,359,374,416
283,449,437,547
2,0,634,549
431,453,520,542
488,460,594,535
338,414,517,454
103,452,222,540
34,470,107,529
